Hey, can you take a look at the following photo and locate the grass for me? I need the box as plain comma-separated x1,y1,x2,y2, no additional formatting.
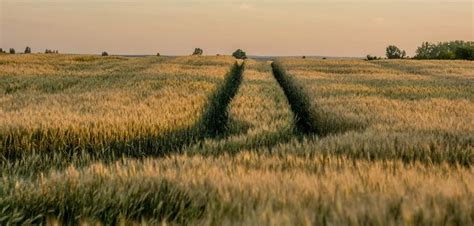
0,54,472,225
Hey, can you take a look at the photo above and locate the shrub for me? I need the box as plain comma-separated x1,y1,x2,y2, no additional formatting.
232,49,247,59
302,56,306,59
192,48,203,56
386,45,406,59
156,52,161,57
24,46,31,54
45,49,59,54
0,48,5,54
9,48,16,54
101,51,109,57
366,55,379,61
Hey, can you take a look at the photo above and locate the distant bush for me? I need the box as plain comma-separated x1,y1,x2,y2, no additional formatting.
156,52,161,57
192,48,203,56
366,55,380,61
232,49,247,59
0,48,6,54
9,48,15,54
45,49,59,54
302,56,306,59
322,57,327,60
415,41,473,60
24,46,32,54
102,51,109,57
386,45,406,59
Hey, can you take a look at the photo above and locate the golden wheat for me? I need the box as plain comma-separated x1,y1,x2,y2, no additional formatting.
3,152,472,225
0,55,235,157
277,58,473,165
1,55,473,225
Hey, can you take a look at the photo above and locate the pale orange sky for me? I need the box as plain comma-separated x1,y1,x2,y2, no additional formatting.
1,0,473,57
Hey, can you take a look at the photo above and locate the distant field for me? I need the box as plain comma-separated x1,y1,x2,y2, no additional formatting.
0,54,472,225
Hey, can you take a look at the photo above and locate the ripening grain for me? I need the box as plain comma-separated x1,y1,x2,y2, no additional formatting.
1,54,473,225
0,55,235,159
278,58,473,165
1,153,472,225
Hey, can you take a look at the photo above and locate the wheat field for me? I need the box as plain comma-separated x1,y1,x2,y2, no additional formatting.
275,59,473,165
0,54,472,225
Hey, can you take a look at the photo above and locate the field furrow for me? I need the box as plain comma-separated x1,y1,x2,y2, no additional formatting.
187,60,295,154
198,62,244,138
271,61,360,136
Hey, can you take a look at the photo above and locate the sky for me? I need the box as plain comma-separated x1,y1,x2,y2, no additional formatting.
0,0,472,57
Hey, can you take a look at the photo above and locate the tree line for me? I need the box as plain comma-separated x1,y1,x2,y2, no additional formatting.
0,47,59,54
414,41,473,60
367,40,473,60
1,46,248,59
3,41,470,60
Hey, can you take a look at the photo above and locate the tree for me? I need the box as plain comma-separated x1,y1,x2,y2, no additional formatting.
438,49,455,59
156,52,161,57
192,48,203,56
0,48,5,54
24,46,32,54
386,45,405,59
101,51,109,56
9,48,15,54
415,42,435,59
414,40,473,60
455,46,474,60
232,49,247,59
